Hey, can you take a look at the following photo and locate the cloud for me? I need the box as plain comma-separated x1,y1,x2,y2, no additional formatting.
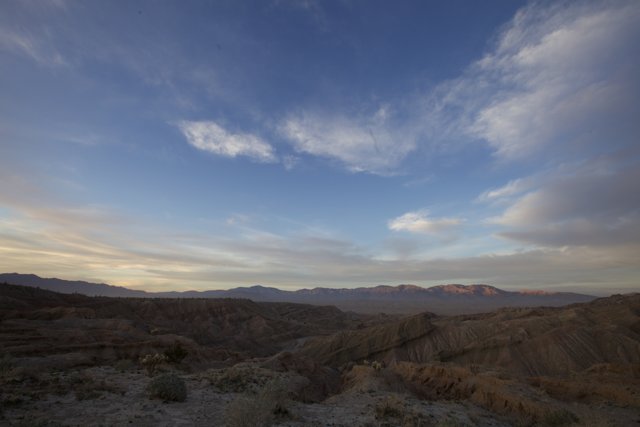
431,1,640,161
486,154,640,248
0,27,67,67
278,2,640,174
388,210,463,235
178,120,277,163
279,108,415,175
476,178,534,204
1,169,637,293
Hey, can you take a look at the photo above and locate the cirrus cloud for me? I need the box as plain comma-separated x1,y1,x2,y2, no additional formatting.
388,210,463,235
178,120,277,163
431,0,640,161
279,108,416,175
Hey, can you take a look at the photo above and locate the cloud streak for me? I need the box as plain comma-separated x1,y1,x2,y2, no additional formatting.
178,120,277,163
434,0,640,161
490,156,640,248
388,210,463,235
280,107,415,174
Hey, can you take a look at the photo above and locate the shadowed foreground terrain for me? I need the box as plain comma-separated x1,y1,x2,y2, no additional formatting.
1,282,639,426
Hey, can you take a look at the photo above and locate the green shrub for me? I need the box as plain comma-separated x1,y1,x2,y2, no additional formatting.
147,373,187,402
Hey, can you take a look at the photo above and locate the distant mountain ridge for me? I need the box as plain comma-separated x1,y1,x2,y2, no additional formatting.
0,273,597,315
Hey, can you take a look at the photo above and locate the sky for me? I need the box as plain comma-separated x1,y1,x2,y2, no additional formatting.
1,0,639,294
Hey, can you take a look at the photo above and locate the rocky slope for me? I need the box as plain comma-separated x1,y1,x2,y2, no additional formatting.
1,283,638,426
0,283,379,368
298,293,640,376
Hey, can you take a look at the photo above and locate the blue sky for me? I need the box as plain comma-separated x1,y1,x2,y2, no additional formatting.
1,0,639,294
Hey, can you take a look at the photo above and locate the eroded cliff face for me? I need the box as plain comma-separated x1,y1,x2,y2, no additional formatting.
297,294,640,376
0,283,378,367
1,282,639,426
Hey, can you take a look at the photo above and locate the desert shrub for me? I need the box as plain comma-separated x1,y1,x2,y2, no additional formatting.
375,395,405,419
375,394,428,427
205,364,280,393
147,372,187,402
225,379,290,427
164,341,188,364
372,361,384,371
140,353,169,376
225,394,273,427
540,409,579,426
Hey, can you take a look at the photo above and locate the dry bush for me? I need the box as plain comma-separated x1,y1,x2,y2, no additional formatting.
375,394,405,419
372,360,384,371
139,353,169,376
225,394,273,427
225,379,290,427
164,341,188,364
205,364,281,393
147,372,187,402
374,394,428,427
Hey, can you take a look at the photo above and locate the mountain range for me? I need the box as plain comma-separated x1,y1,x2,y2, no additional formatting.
0,273,596,314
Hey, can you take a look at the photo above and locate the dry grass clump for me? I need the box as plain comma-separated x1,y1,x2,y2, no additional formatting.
2,366,122,403
374,394,428,427
205,364,282,393
375,394,405,419
225,379,290,427
140,353,169,376
147,372,187,402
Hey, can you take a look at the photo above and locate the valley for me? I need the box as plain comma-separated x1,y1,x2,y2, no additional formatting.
1,281,638,426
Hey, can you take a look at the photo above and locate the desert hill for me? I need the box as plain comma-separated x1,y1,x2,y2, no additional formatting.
297,293,640,376
1,281,639,426
0,282,383,367
0,273,596,315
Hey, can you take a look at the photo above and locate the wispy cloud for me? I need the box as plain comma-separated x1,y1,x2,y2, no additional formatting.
278,2,640,173
0,27,67,67
431,1,640,161
178,120,277,163
388,210,463,235
476,178,532,204
280,107,415,175
492,158,640,248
